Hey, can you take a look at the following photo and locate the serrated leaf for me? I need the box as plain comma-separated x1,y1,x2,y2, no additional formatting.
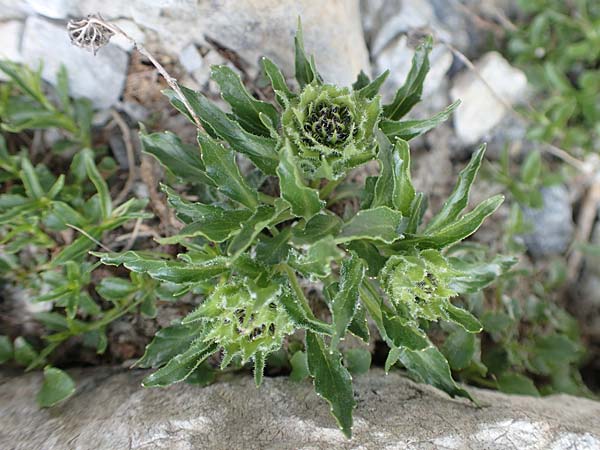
306,332,355,438
94,251,229,284
383,313,429,352
291,212,342,245
383,37,432,120
227,205,276,257
142,339,218,387
372,135,415,214
426,144,486,233
399,346,475,402
348,304,370,342
392,195,504,250
331,254,365,348
198,134,259,210
289,236,342,278
356,70,390,99
261,57,295,107
338,206,406,244
277,143,324,220
212,65,279,136
380,100,460,141
279,289,333,335
294,20,321,88
166,86,279,174
136,323,201,368
444,302,482,333
140,130,214,186
448,255,517,294
36,367,76,408
160,206,252,244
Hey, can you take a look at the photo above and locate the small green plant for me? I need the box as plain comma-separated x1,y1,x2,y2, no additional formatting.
507,0,600,153
80,24,506,436
0,62,150,406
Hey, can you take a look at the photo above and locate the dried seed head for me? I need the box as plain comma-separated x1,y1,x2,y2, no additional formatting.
67,15,114,55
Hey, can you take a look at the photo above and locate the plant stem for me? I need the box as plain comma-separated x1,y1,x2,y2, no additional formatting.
281,263,313,316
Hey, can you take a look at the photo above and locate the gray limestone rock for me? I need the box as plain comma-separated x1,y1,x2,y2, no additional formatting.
1,367,599,449
521,185,574,258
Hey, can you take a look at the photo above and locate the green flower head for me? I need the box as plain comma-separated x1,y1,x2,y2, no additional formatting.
381,249,460,322
282,84,381,180
191,280,294,365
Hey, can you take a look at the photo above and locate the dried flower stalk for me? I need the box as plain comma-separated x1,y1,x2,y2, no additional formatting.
67,14,203,130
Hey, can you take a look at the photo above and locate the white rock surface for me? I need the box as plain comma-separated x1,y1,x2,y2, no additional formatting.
1,367,599,450
0,20,23,81
450,51,527,145
128,0,370,86
21,16,129,109
24,0,75,19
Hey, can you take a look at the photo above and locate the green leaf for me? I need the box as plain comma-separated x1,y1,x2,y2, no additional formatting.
449,255,517,294
260,57,295,107
352,71,370,90
255,228,291,265
164,208,252,244
441,328,476,370
338,206,406,244
166,86,279,174
137,323,200,368
140,131,214,186
20,158,44,200
306,332,355,438
356,70,390,99
399,346,475,402
380,100,460,141
36,367,76,407
198,134,259,209
497,372,540,396
253,351,266,387
94,251,229,284
95,277,135,302
372,135,415,214
294,20,321,88
348,305,370,342
289,350,310,381
444,303,482,333
392,195,504,249
426,144,486,233
406,192,427,234
14,337,38,366
383,313,429,351
344,348,371,375
291,212,342,245
520,150,542,184
82,149,111,219
289,236,342,278
142,339,218,387
346,240,387,277
383,37,432,120
227,205,276,257
0,335,13,363
331,254,365,348
277,143,324,220
185,362,215,386
279,288,333,335
211,65,279,136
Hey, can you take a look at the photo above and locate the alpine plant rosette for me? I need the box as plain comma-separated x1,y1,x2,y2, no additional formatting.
88,20,506,438
282,84,380,180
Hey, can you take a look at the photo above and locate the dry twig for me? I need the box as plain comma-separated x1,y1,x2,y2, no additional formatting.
110,109,137,206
